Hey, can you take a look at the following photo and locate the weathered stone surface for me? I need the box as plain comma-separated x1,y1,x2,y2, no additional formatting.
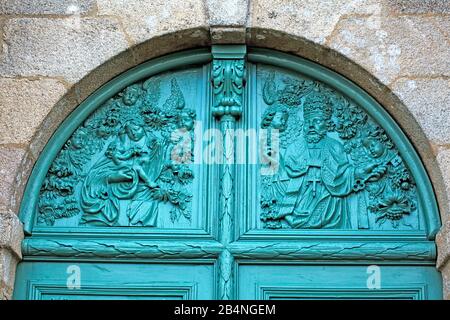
211,27,246,44
437,216,450,268
97,0,207,44
329,16,450,84
0,78,67,145
392,78,450,145
431,15,450,40
0,249,19,300
0,211,23,259
443,263,450,300
249,0,384,45
386,0,450,14
436,148,450,215
0,0,96,15
0,18,129,82
0,146,26,212
206,0,248,26
10,151,34,214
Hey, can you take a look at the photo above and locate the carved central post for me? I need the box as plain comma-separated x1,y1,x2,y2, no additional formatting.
211,45,246,299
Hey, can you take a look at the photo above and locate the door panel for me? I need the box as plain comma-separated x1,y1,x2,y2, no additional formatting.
13,262,216,300
237,264,442,300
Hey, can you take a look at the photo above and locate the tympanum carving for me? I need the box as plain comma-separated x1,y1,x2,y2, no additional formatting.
260,71,417,230
38,78,196,227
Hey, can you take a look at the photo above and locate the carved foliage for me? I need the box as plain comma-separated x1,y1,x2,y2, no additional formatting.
211,59,246,117
38,78,196,227
260,71,417,230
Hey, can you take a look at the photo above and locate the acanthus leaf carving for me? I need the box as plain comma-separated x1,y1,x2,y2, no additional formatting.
211,59,246,118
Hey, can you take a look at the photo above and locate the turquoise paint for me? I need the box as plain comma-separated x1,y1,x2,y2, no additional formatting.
14,46,442,300
248,49,440,238
19,49,212,234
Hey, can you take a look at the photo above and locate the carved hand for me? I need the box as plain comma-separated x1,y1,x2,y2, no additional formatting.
108,169,133,183
367,164,387,181
355,162,387,182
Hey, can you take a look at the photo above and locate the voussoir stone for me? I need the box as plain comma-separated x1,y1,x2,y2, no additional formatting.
97,0,208,44
0,0,96,15
329,15,450,85
436,148,450,212
0,146,27,212
0,18,129,82
0,78,67,145
392,78,450,145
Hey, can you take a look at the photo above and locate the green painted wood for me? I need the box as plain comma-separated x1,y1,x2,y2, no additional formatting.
13,46,442,300
13,262,216,300
238,265,442,299
19,49,212,235
247,49,440,238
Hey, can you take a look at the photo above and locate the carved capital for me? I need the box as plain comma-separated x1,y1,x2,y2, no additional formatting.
211,45,246,118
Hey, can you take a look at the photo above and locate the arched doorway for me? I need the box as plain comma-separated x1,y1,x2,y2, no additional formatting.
13,46,442,299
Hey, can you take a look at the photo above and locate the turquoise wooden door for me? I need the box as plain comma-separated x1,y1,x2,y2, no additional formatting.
13,47,443,300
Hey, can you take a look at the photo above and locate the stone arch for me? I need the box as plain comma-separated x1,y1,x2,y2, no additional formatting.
10,42,445,300
15,27,448,228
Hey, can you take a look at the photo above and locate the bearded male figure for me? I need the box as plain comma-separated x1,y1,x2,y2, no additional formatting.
272,93,382,229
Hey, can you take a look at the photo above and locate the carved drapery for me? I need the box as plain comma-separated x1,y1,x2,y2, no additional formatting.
38,77,196,228
258,70,418,231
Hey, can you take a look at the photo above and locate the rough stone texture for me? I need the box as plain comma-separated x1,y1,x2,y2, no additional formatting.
0,0,97,15
0,78,67,145
0,211,23,259
9,151,34,215
386,0,450,14
0,249,19,300
391,78,450,145
431,15,450,40
210,27,246,43
206,0,248,26
441,260,450,300
437,148,450,219
438,213,450,299
437,217,450,262
97,0,207,44
249,0,387,45
0,146,26,212
328,15,450,85
0,18,129,82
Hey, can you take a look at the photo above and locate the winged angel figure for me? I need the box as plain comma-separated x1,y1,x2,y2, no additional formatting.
38,78,196,227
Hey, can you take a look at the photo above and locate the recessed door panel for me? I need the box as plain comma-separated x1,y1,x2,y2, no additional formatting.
13,262,216,300
237,264,442,300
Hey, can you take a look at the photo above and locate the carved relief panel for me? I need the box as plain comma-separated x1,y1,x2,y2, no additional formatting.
17,48,442,301
37,69,209,229
35,62,427,233
255,66,420,231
